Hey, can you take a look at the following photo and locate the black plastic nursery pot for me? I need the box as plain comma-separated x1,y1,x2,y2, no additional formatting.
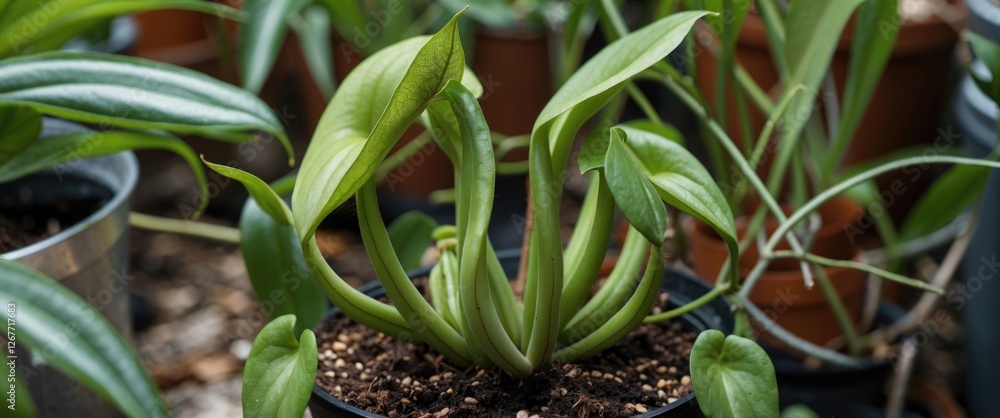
308,251,734,418
1,119,138,418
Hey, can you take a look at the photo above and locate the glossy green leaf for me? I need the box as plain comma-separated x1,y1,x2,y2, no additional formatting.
533,11,708,167
605,128,667,245
0,129,209,213
240,0,300,94
618,125,737,259
691,330,778,418
969,32,1000,103
622,118,683,144
242,315,317,418
292,11,470,242
387,211,437,271
240,197,326,333
825,0,899,175
0,51,293,161
289,5,336,99
900,165,991,242
577,124,611,173
0,0,242,57
0,105,41,165
0,259,167,418
204,160,293,225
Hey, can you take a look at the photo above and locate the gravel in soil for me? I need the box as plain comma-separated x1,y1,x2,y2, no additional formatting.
315,293,696,418
0,199,104,252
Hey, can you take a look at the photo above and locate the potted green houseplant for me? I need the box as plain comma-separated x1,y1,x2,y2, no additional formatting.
214,8,788,418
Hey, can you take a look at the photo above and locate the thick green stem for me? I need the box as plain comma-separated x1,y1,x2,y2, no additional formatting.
560,172,615,328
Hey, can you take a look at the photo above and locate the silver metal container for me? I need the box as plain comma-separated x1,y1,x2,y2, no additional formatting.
2,119,138,418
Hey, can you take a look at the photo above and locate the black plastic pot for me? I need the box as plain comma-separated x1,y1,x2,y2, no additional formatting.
765,303,908,412
308,252,733,418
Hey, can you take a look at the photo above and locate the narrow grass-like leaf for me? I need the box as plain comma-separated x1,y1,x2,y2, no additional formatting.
0,259,167,418
387,211,437,271
691,330,779,418
824,0,899,176
240,0,300,94
0,105,40,165
900,165,991,242
240,198,327,333
0,51,293,161
241,315,317,418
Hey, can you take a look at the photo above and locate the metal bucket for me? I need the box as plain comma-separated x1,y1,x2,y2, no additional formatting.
1,119,138,417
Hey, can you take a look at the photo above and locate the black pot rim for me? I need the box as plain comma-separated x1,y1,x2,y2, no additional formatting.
309,254,733,418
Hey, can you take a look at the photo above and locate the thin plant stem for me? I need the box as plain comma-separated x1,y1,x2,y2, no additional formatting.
811,265,861,356
771,251,945,295
644,286,725,323
129,212,240,244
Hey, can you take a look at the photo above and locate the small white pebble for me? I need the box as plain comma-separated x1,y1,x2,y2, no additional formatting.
334,359,346,368
323,349,334,359
355,362,364,371
323,371,335,378
635,404,648,413
642,384,654,392
614,377,623,384
332,341,347,351
429,375,441,383
658,390,667,399
657,379,668,389
681,375,691,386
464,397,478,405
339,372,348,379
516,411,529,418
668,366,677,374
401,377,412,386
667,397,678,403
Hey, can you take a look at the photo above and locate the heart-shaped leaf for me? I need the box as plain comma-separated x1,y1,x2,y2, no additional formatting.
691,330,778,418
0,51,293,161
0,105,41,165
605,127,667,245
0,259,167,418
292,10,473,242
242,315,317,418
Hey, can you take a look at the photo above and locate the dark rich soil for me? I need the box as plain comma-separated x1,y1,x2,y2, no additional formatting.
0,199,104,253
315,292,696,418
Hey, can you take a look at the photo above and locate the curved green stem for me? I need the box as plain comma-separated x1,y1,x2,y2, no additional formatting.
560,172,615,328
644,285,724,323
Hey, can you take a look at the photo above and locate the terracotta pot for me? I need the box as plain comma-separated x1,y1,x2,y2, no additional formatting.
695,5,964,222
685,196,867,347
471,25,554,161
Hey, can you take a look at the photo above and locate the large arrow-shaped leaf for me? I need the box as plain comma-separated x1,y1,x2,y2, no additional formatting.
292,10,476,242
691,330,778,418
0,259,167,418
242,315,317,418
0,51,293,161
605,128,667,245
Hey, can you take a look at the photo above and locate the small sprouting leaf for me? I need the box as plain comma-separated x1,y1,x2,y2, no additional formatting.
691,330,778,418
240,197,327,333
0,104,41,165
387,211,438,271
204,159,293,225
605,128,667,246
0,259,167,418
577,127,610,173
0,51,293,161
242,315,318,418
900,165,991,242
